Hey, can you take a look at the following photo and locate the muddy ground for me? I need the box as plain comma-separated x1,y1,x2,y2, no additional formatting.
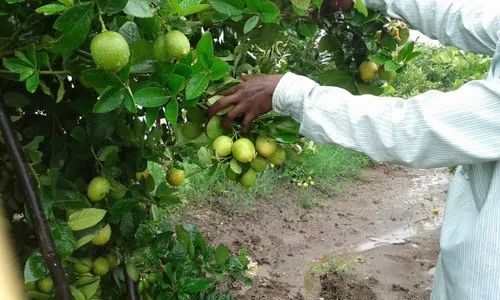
185,164,451,299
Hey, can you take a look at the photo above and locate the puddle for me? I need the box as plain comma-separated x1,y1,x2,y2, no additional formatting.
353,217,441,253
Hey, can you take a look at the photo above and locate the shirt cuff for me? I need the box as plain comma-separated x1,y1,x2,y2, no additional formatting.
363,0,393,11
272,72,318,122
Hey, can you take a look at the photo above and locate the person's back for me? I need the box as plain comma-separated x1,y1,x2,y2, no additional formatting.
208,0,500,298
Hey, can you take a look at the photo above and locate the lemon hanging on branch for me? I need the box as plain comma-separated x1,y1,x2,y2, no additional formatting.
255,135,277,158
154,30,191,61
90,31,130,72
213,135,233,157
359,60,379,83
167,168,185,186
87,176,110,202
232,138,256,163
91,224,111,246
93,257,110,276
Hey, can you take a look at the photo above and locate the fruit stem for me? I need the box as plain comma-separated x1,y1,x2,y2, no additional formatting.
98,11,107,32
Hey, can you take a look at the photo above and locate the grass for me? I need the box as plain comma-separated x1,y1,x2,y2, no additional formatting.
150,144,372,212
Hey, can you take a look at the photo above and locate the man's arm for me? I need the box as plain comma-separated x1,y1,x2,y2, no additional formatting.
365,0,500,56
273,73,500,169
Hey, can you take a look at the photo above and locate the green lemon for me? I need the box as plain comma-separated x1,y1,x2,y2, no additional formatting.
87,176,110,202
213,136,233,157
359,61,378,83
37,276,53,294
74,257,93,274
250,156,267,172
232,138,256,163
90,31,130,73
87,176,111,202
165,30,191,60
91,224,111,246
105,253,120,269
240,169,257,188
181,122,203,140
167,168,185,186
255,135,277,158
226,167,240,181
186,107,206,123
206,116,224,140
93,257,110,276
268,146,286,166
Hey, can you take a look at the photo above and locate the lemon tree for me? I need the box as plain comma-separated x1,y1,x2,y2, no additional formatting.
0,0,419,298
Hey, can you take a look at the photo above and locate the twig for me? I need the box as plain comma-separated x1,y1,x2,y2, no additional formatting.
0,96,71,300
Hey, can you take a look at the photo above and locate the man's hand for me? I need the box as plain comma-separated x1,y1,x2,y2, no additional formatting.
320,0,353,16
207,74,283,133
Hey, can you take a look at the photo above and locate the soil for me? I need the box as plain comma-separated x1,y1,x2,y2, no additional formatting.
184,164,451,300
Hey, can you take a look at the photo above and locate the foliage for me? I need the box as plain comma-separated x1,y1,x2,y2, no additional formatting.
0,0,418,299
391,45,491,98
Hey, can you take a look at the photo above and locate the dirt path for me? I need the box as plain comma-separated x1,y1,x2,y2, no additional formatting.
185,164,451,299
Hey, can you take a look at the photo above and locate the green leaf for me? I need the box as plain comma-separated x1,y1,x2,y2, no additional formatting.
291,0,310,10
96,0,128,14
109,199,139,223
25,72,39,93
354,0,368,17
119,21,141,43
244,0,279,23
97,145,119,162
36,3,68,15
167,74,185,95
68,208,107,231
79,277,100,299
3,92,30,108
59,0,74,6
75,233,98,249
81,69,121,89
70,285,86,300
215,244,230,265
297,22,318,38
108,178,127,199
230,158,242,174
134,87,168,107
186,71,210,100
368,53,391,65
197,147,212,165
175,225,194,257
51,219,76,258
56,78,65,103
123,0,154,18
146,107,160,128
196,33,214,69
243,15,259,34
208,0,244,16
93,86,125,113
123,92,138,113
24,250,48,283
180,4,210,16
210,58,230,80
3,57,34,77
384,60,400,72
51,3,94,54
165,100,179,124
130,39,154,64
183,278,215,293
318,69,356,93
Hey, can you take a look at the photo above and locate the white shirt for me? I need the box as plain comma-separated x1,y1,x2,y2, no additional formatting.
272,0,500,299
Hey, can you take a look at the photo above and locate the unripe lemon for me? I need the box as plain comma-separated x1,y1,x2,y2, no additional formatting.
91,224,111,246
255,135,277,158
74,257,93,274
359,61,378,83
25,281,36,291
181,122,203,140
93,257,110,276
87,176,110,202
240,169,257,188
213,136,233,157
268,146,286,166
250,156,267,172
37,276,53,294
154,30,191,61
167,168,185,186
232,138,256,163
105,253,120,269
206,116,224,140
90,31,130,73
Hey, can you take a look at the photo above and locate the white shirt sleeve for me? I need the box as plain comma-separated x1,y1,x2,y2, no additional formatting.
364,0,500,56
273,72,500,169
